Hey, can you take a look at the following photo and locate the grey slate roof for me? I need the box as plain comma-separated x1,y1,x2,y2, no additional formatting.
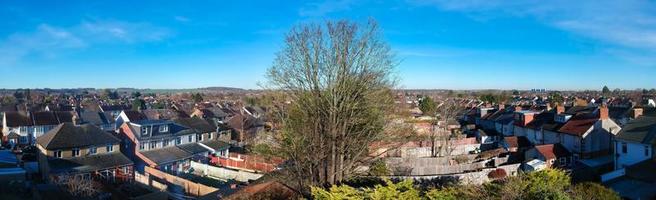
177,143,210,155
36,123,120,150
140,146,193,165
48,152,133,174
4,111,32,127
615,116,656,144
201,140,230,151
173,117,216,133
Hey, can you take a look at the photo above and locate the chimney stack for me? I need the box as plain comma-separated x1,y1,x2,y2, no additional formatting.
515,106,522,112
599,105,609,120
632,107,644,119
556,104,565,114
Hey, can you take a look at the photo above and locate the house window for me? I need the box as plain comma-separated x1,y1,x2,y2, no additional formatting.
139,143,145,150
54,150,62,158
197,134,202,141
150,141,157,149
176,137,181,145
163,140,169,147
72,148,80,157
208,133,213,140
622,142,627,154
646,146,650,157
159,125,168,133
107,144,114,152
89,146,97,155
188,135,193,142
141,127,150,136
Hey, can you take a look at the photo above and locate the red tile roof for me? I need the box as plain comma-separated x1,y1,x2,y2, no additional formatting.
558,114,598,136
534,144,571,160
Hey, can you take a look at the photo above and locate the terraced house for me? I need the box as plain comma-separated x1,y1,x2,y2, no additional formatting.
36,123,133,182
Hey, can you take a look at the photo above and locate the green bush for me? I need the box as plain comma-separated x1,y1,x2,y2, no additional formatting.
569,182,620,200
310,169,619,200
369,159,390,176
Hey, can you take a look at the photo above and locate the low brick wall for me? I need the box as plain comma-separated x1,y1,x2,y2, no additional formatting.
387,163,522,185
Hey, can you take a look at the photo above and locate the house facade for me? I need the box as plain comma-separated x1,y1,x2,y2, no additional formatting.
117,119,214,174
613,115,656,169
36,123,133,182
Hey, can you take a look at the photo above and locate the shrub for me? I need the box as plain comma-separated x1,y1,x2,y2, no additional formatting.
487,168,507,180
569,182,620,200
369,159,390,176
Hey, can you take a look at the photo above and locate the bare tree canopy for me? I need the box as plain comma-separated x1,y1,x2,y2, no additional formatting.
267,19,397,190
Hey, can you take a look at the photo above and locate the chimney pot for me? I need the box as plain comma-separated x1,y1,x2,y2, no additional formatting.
633,108,644,119
556,105,565,114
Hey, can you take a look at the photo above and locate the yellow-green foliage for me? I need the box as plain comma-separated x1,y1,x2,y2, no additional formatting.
311,169,619,200
569,182,621,200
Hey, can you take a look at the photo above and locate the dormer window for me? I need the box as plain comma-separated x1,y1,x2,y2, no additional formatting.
159,125,169,133
141,126,150,136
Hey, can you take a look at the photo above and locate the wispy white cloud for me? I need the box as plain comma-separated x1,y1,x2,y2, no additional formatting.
174,16,189,22
0,20,171,65
408,0,656,65
299,0,356,17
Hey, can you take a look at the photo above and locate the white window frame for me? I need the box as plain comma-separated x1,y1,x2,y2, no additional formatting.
139,143,145,150
176,137,181,145
89,146,97,155
159,125,169,132
72,148,80,157
107,144,114,152
54,150,62,158
163,140,169,147
188,135,193,142
150,141,157,149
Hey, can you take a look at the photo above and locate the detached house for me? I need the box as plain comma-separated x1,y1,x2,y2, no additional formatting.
36,123,133,182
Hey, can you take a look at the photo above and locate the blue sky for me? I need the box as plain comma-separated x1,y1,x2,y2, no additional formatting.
1,0,655,90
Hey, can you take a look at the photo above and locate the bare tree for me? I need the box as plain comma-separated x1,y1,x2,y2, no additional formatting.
267,19,396,191
52,174,102,198
431,98,462,157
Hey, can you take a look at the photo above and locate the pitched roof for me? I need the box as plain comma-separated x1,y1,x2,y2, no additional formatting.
31,111,59,126
558,114,598,136
173,117,216,133
177,143,210,155
142,109,189,120
123,110,147,122
140,146,193,165
53,111,74,123
36,123,120,150
201,140,230,151
526,111,556,129
504,136,531,149
224,181,299,200
100,105,131,112
615,116,656,144
3,111,32,127
78,110,108,125
534,144,571,160
47,152,133,174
